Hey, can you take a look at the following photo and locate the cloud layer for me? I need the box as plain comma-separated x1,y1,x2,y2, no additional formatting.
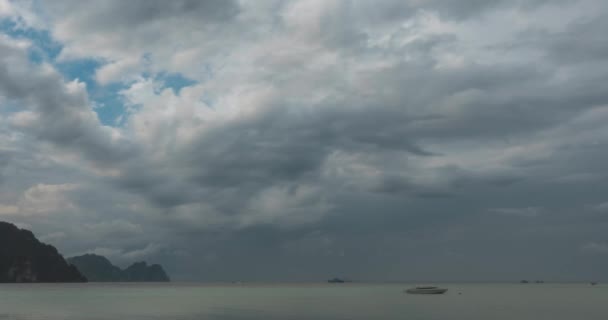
1,0,608,281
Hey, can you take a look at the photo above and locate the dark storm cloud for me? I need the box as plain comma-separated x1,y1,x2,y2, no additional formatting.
180,105,436,186
106,91,442,211
113,163,198,208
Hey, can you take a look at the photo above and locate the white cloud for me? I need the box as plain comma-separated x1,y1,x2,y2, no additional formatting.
0,204,19,215
95,56,142,85
0,0,45,29
0,0,12,17
18,183,79,215
241,185,332,228
0,184,79,217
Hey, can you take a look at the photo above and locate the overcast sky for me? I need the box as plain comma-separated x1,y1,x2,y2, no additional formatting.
1,0,607,282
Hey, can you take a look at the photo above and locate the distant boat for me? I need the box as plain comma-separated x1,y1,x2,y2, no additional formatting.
520,280,529,284
591,282,598,286
327,278,347,283
405,286,448,294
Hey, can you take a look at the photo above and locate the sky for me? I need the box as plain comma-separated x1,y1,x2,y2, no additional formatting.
0,0,608,282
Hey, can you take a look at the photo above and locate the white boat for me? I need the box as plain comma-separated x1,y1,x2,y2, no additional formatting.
405,286,448,294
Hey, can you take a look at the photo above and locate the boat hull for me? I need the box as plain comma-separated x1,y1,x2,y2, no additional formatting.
405,288,448,294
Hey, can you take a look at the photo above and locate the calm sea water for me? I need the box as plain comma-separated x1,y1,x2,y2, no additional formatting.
0,283,606,319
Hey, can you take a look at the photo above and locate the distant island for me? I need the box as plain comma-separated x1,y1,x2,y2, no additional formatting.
0,221,86,283
520,280,545,284
68,254,170,282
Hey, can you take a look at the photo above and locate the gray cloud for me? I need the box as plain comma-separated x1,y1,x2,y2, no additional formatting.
1,0,608,281
538,13,608,63
45,0,241,35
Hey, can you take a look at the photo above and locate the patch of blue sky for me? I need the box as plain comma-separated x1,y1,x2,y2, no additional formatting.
92,83,132,126
54,58,101,88
1,20,199,126
154,72,197,95
156,71,213,108
54,59,130,126
0,18,61,63
0,19,128,126
0,20,99,90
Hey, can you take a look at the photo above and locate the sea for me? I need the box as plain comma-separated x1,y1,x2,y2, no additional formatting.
0,283,605,319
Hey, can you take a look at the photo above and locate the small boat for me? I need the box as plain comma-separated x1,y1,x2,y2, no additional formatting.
327,278,347,283
405,286,448,294
591,282,598,286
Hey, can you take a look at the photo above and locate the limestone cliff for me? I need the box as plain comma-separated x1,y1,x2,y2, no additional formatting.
68,254,170,282
0,222,86,283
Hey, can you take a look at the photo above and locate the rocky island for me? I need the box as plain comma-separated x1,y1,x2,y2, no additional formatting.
0,222,86,283
68,254,170,282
